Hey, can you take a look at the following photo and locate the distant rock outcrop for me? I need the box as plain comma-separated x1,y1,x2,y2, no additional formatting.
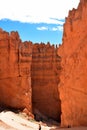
58,0,87,127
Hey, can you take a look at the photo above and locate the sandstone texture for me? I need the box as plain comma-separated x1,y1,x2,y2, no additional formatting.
58,0,87,127
0,29,32,116
0,29,61,121
31,43,61,121
1,0,87,126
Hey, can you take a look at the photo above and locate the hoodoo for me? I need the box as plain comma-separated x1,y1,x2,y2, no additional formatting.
0,29,32,116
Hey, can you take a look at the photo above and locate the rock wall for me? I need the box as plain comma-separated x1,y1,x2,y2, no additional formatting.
0,29,61,121
0,29,32,116
31,43,61,121
58,0,87,126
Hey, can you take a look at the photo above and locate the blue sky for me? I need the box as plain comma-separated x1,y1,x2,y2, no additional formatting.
0,0,80,44
0,19,64,44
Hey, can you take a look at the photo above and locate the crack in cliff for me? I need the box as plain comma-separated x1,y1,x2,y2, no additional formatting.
67,87,87,96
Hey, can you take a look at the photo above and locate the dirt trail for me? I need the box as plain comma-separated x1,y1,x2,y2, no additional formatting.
0,111,52,130
0,111,87,130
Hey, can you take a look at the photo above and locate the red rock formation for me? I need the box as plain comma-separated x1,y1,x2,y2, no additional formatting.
58,0,87,127
31,43,61,121
0,29,61,121
0,29,32,116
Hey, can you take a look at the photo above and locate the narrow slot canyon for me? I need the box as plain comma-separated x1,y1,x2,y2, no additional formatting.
1,0,87,128
31,43,61,123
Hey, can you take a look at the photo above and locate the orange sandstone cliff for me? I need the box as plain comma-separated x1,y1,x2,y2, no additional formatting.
58,0,87,127
31,43,61,121
1,0,87,126
0,29,61,121
0,29,33,116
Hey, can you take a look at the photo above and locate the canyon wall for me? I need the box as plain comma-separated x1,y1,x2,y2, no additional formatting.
58,0,87,127
1,0,87,125
0,29,61,121
0,29,32,116
31,43,61,121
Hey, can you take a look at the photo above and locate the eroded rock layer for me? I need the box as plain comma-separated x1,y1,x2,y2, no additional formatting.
0,29,61,121
0,29,32,116
58,0,87,126
31,43,61,121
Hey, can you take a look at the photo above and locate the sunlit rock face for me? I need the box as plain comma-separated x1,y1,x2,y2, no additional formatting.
0,29,32,116
31,43,61,121
2,0,87,124
0,29,61,121
58,0,87,127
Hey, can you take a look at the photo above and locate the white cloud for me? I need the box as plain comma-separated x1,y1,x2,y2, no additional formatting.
0,0,80,24
51,27,58,31
57,26,63,31
37,26,48,31
36,26,63,32
50,26,63,31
